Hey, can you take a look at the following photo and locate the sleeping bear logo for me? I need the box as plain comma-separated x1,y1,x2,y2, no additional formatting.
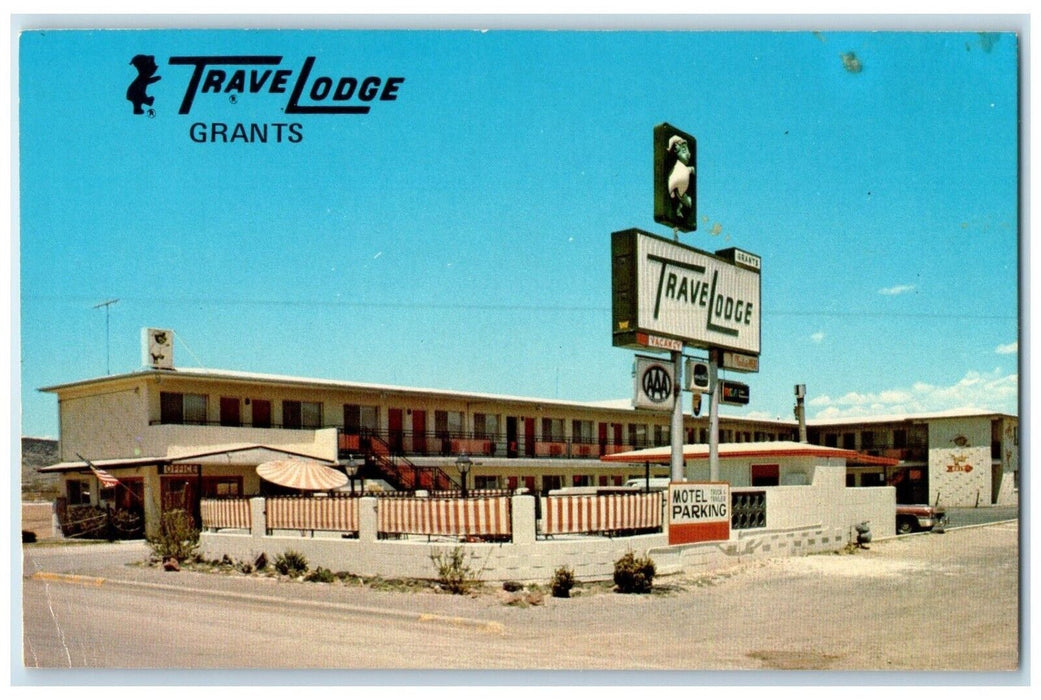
127,54,161,115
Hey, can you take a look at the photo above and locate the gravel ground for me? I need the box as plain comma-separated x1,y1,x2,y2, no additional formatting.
23,520,1020,671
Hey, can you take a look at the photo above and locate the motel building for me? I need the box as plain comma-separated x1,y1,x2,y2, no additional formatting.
36,344,1018,570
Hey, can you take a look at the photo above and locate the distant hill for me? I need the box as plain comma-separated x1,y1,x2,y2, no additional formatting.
22,437,60,500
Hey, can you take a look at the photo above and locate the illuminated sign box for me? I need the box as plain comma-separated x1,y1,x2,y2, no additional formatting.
612,229,761,355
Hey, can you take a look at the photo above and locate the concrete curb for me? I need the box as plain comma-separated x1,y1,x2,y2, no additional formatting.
30,572,504,635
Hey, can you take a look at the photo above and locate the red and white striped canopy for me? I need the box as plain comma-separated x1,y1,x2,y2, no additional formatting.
256,459,348,491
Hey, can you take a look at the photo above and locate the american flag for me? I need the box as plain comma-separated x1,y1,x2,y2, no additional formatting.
78,454,121,489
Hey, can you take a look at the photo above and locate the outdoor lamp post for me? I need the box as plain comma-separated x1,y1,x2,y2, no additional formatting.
456,452,472,498
342,455,359,496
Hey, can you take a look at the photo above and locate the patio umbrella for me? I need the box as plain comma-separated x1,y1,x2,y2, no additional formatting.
256,459,348,491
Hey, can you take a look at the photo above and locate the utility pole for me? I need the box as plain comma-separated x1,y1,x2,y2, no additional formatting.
93,298,119,374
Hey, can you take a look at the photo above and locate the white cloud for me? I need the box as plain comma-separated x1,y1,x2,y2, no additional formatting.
878,284,915,296
808,368,1018,418
995,342,1018,355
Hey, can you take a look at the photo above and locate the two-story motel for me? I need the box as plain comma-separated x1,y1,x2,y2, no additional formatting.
37,360,1018,538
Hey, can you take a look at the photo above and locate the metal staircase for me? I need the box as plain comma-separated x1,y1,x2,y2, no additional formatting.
340,430,459,492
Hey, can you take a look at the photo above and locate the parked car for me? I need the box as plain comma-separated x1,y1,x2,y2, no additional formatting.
623,478,671,492
896,504,948,534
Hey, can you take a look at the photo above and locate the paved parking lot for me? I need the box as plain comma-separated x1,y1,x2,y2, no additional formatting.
21,518,1019,673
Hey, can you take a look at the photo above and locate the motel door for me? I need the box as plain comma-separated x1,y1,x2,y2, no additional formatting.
412,409,427,455
506,417,519,458
388,409,404,454
161,476,199,526
524,418,536,457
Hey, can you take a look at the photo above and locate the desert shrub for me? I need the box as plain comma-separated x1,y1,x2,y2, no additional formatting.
60,505,108,539
613,551,656,594
110,510,144,539
551,565,575,598
274,550,309,577
147,509,200,562
305,566,335,583
430,547,477,594
502,580,524,592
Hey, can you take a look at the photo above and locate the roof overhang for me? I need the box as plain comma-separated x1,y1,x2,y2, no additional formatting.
38,444,335,474
600,440,899,467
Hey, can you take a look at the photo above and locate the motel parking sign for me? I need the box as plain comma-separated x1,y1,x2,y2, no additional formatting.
668,482,731,545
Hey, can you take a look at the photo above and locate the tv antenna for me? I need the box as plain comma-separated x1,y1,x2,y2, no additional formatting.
93,298,119,374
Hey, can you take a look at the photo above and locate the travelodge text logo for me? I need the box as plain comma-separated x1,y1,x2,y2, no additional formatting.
126,53,405,143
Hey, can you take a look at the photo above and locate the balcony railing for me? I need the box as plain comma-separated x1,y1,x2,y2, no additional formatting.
338,428,670,460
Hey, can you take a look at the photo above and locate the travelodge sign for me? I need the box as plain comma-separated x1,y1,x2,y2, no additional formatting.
611,228,761,355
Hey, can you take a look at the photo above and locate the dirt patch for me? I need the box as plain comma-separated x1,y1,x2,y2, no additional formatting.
748,649,844,670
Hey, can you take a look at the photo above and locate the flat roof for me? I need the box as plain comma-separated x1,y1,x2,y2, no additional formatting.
38,367,1015,427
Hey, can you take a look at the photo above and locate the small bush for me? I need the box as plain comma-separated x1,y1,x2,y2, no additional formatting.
613,551,656,594
146,509,200,562
60,505,108,539
502,580,524,592
305,566,335,583
110,510,144,539
551,565,575,598
274,550,309,577
430,547,477,594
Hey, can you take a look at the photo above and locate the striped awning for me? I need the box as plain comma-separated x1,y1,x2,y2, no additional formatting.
256,459,348,491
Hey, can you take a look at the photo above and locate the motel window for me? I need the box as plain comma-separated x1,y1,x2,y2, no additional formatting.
861,431,876,450
283,400,323,429
344,403,380,434
435,410,464,438
475,413,499,440
628,423,648,448
66,479,91,505
842,433,856,450
573,475,591,487
542,418,565,443
201,477,243,498
893,429,907,449
572,420,594,444
751,464,780,487
160,392,208,425
251,399,272,428
542,475,562,492
824,433,838,448
474,475,498,490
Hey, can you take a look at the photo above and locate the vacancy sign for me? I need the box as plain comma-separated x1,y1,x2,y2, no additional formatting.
668,482,731,544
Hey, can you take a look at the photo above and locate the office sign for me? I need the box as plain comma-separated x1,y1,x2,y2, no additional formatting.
612,228,761,355
633,354,676,411
668,482,731,544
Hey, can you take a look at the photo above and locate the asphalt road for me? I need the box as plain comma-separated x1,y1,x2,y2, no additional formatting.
18,513,1021,677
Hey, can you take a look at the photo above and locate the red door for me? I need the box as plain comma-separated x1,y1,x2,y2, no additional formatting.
524,418,536,457
412,409,427,455
389,409,404,454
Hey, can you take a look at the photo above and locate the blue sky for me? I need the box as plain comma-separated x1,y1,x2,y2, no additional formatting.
15,26,1020,438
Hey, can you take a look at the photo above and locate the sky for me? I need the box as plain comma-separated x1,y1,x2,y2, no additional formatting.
14,22,1021,439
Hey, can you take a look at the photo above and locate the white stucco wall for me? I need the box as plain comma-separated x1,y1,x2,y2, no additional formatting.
928,417,992,507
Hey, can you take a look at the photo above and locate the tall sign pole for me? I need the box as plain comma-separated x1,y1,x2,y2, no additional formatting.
670,349,685,481
708,353,720,481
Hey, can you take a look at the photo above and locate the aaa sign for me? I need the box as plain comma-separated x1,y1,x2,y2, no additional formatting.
668,482,731,545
